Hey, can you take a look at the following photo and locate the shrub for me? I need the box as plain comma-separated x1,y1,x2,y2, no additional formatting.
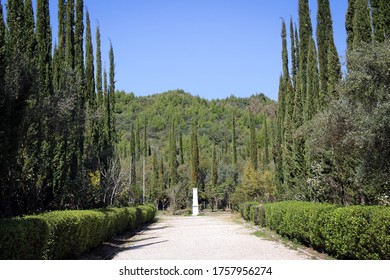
240,200,390,259
239,202,258,221
251,204,266,227
0,217,48,260
0,205,157,260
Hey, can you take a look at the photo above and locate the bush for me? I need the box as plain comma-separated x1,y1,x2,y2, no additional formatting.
239,202,258,221
0,217,48,260
0,205,157,260
240,201,390,259
252,204,266,226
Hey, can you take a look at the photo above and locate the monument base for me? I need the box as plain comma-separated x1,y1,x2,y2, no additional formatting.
192,205,199,216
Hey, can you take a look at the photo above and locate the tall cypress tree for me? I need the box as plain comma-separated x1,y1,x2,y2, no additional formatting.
290,18,297,86
169,120,178,186
262,117,269,168
317,0,340,108
65,0,75,69
109,43,116,143
297,0,313,124
249,112,258,170
179,129,184,165
346,0,356,52
211,143,218,188
352,0,372,49
304,37,319,123
96,26,103,106
85,11,95,107
371,0,390,42
231,112,237,165
191,124,200,188
129,125,136,186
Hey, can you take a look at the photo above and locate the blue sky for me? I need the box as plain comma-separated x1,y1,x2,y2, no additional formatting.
39,0,348,101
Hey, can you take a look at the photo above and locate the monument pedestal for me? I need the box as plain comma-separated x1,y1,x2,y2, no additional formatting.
192,188,199,216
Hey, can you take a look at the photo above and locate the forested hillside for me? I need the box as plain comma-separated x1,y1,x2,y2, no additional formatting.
113,90,277,210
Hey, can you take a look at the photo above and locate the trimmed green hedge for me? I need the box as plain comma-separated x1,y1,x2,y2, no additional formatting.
240,201,390,260
0,205,156,260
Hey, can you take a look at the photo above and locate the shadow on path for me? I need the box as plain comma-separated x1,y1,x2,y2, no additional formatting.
79,221,162,260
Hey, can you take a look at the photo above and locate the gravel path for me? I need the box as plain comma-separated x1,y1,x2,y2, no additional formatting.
112,213,310,260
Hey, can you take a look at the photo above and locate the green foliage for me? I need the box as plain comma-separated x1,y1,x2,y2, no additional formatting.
241,201,390,259
0,205,156,260
239,201,258,221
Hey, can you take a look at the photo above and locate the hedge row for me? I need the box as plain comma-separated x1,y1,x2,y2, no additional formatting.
240,201,390,260
0,204,156,260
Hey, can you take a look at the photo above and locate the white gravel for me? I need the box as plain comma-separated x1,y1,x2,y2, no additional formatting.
113,213,310,260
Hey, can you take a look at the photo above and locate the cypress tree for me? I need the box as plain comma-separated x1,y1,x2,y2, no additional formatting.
352,0,372,49
282,20,289,81
297,0,313,121
0,1,4,113
135,119,141,160
232,112,237,165
211,143,218,188
169,120,178,186
263,117,269,168
109,43,116,143
290,18,297,86
370,0,390,42
96,26,103,106
151,150,159,202
65,0,75,69
275,75,285,193
317,0,340,108
249,112,258,170
85,11,95,106
304,37,319,123
179,129,184,165
143,116,147,157
326,36,341,96
346,0,356,51
129,125,136,186
191,124,200,188
75,0,84,78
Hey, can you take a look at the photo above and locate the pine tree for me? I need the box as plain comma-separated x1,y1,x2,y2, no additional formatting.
352,0,372,49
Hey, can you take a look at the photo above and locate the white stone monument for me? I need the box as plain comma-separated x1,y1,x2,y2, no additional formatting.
192,188,199,216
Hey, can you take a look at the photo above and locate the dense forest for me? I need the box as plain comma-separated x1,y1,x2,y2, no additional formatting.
0,0,389,218
113,90,277,211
